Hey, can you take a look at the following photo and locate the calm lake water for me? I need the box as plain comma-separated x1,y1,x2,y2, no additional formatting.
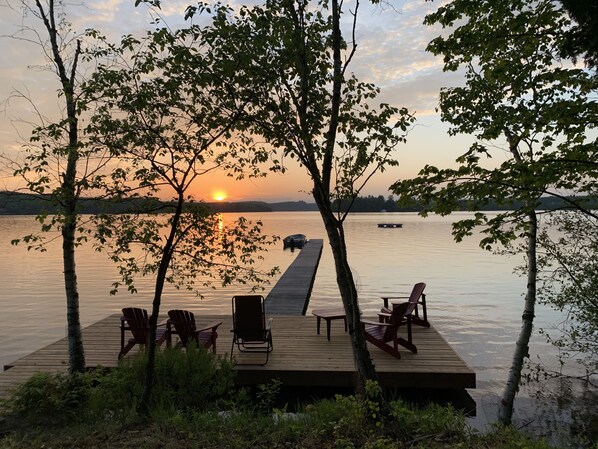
0,212,590,441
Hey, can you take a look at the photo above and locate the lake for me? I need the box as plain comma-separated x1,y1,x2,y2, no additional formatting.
0,212,588,440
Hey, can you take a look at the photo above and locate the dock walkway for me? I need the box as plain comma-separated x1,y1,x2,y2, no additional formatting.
0,314,475,399
265,239,323,316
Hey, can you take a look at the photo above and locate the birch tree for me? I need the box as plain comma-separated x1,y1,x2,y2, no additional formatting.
392,0,598,425
6,0,110,373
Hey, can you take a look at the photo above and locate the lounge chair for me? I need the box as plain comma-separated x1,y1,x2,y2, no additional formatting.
119,307,168,359
230,295,273,365
362,302,415,359
167,309,222,353
379,282,429,327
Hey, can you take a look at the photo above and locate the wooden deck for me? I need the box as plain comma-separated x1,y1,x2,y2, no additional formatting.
265,239,323,315
0,314,475,399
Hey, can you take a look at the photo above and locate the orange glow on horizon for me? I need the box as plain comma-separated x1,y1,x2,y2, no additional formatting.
211,190,228,202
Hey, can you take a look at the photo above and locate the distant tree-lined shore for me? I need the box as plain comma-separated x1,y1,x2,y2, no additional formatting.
1,191,593,215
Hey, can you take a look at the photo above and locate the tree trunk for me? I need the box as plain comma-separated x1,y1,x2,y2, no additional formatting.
138,194,185,414
62,54,85,374
307,0,379,398
498,210,538,425
36,0,86,373
62,190,86,374
313,190,379,396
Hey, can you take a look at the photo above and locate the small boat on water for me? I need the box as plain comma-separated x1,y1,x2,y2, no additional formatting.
283,234,307,249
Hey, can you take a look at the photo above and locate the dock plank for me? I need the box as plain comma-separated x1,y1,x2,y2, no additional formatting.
0,314,475,399
265,239,323,315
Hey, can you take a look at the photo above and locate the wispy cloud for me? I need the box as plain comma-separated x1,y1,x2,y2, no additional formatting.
0,0,462,197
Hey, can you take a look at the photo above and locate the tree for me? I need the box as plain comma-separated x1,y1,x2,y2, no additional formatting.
201,0,414,395
559,0,598,68
392,0,598,425
538,210,598,383
6,0,110,374
84,13,277,412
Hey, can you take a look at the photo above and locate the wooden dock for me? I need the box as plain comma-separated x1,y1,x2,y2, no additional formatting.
0,241,476,398
0,314,475,398
265,239,323,316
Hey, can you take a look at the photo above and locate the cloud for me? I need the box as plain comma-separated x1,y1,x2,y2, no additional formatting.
0,0,466,198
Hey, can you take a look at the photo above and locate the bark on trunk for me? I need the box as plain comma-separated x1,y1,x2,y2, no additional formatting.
62,202,85,373
62,60,85,374
313,190,379,395
138,194,185,414
36,0,86,373
498,210,538,425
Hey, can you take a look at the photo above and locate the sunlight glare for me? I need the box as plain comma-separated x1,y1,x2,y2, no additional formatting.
212,191,228,202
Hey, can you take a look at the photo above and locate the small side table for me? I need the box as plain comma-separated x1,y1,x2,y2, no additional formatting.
312,308,347,341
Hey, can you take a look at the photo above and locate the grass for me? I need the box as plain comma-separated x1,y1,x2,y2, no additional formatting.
0,348,582,449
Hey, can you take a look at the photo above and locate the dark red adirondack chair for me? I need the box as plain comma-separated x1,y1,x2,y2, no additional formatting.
230,295,273,365
166,309,222,353
119,307,168,359
379,282,429,327
362,302,416,359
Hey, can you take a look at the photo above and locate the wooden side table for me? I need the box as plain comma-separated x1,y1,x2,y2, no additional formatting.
312,308,347,341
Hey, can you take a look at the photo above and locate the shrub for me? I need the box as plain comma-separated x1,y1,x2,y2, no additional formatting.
2,346,236,430
4,371,100,427
390,399,468,445
144,345,236,411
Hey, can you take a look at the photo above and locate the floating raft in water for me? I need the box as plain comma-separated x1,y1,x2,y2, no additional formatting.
377,223,403,228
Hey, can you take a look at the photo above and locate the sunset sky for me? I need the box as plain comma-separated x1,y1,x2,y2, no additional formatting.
0,0,481,203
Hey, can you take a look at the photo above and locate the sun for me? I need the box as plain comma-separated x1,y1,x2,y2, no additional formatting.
212,191,228,202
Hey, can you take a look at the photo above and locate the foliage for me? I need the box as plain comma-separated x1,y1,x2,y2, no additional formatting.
255,378,283,415
83,7,279,298
392,0,598,425
95,208,276,296
196,0,414,395
390,400,468,444
124,346,237,412
333,195,404,213
2,372,95,427
1,347,236,430
2,374,565,449
559,0,598,68
4,0,110,373
82,9,279,409
397,0,598,228
538,211,598,382
203,0,414,208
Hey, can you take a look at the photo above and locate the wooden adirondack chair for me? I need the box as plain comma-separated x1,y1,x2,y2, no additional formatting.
379,282,429,327
230,295,273,365
166,309,222,353
119,307,168,359
362,302,416,359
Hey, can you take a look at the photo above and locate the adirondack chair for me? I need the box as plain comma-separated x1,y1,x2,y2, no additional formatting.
362,302,416,359
119,307,168,359
379,282,429,327
230,295,273,365
166,309,222,353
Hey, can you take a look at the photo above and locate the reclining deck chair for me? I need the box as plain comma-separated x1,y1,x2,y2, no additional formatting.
379,282,429,327
167,309,222,353
362,302,415,359
230,295,273,365
119,307,168,359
